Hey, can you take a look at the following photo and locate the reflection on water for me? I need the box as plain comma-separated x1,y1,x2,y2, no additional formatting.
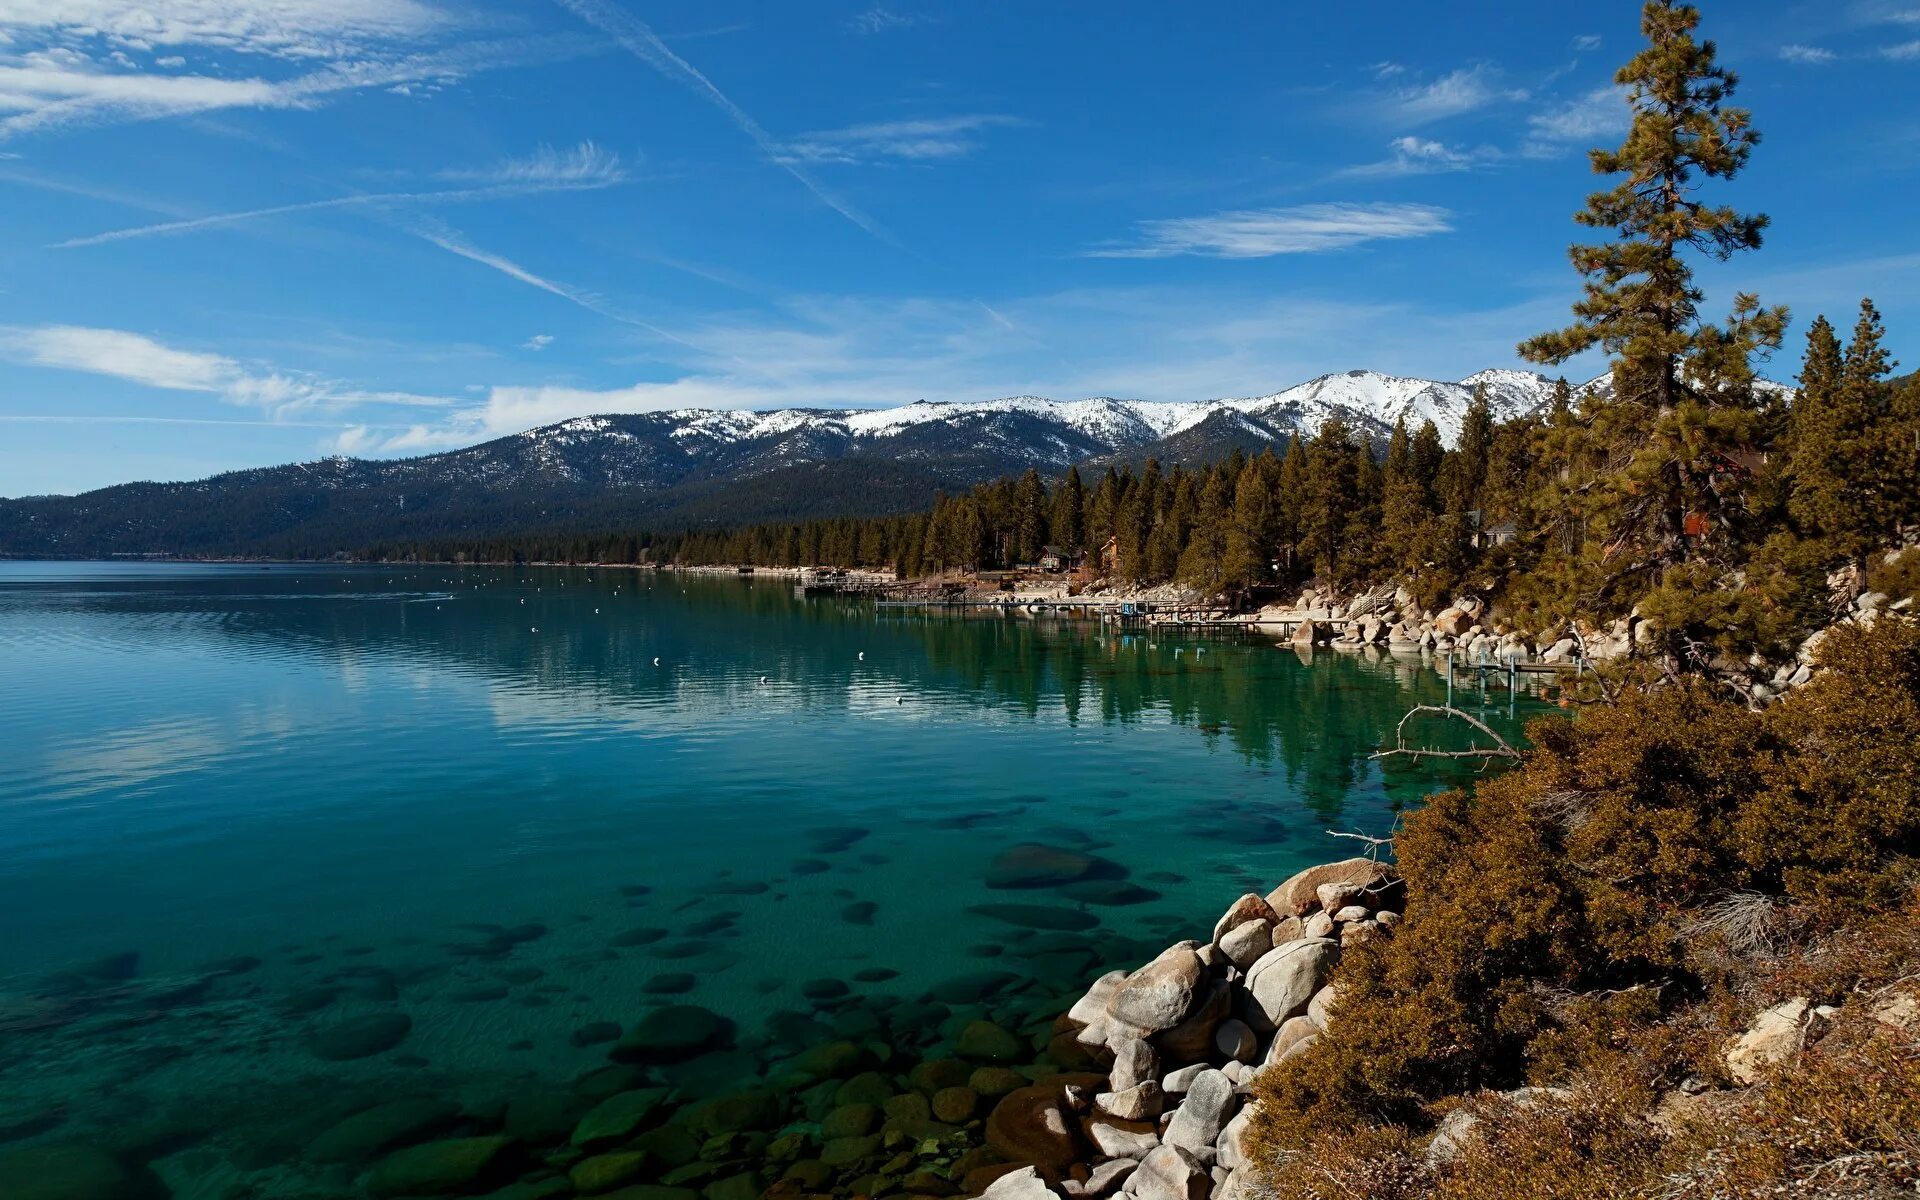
0,562,1547,1196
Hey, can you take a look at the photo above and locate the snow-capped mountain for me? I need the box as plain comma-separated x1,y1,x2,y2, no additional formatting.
0,368,1594,556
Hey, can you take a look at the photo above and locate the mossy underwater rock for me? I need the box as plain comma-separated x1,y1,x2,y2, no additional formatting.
984,843,1120,889
306,1098,460,1163
572,1088,672,1148
609,1006,735,1064
569,1150,651,1194
305,1011,413,1061
366,1135,523,1197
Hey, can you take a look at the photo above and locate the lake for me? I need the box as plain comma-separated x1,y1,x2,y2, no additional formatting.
0,562,1543,1198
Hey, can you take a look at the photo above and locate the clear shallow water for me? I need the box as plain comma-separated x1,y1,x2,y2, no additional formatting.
0,562,1544,1195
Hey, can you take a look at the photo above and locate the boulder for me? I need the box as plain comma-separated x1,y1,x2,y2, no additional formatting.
1302,912,1334,940
1068,971,1129,1026
1096,1080,1164,1122
1243,939,1337,1032
1434,607,1471,637
1161,1063,1210,1095
0,1145,154,1200
573,1089,672,1148
1209,895,1278,944
1213,1168,1257,1200
1108,944,1206,1034
956,1019,1026,1063
1124,1145,1209,1200
1265,1016,1321,1065
1214,1107,1254,1171
1265,860,1392,918
1306,985,1339,1031
982,1165,1059,1200
986,1084,1083,1175
1330,904,1371,924
1154,980,1232,1064
1215,922,1271,972
1162,1069,1236,1159
988,844,1118,889
1725,997,1813,1085
1110,1036,1161,1092
308,1099,461,1164
570,1151,651,1194
1212,1019,1257,1063
306,1011,412,1061
367,1137,522,1198
1086,1118,1161,1159
611,1006,734,1064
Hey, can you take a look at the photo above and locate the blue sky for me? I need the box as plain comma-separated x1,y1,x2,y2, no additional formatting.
1,1,1917,496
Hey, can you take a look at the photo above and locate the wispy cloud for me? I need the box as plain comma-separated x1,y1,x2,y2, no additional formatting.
0,324,447,414
52,146,628,248
1087,202,1453,260
1379,64,1528,124
0,0,449,61
438,141,628,185
550,0,895,245
1523,85,1628,156
0,35,596,141
1884,39,1920,57
849,6,918,35
778,115,1024,164
1571,34,1603,51
1780,43,1839,63
523,334,555,351
1337,136,1499,179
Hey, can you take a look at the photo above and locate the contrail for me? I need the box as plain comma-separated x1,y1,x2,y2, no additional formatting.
411,221,723,358
53,179,623,249
551,0,898,247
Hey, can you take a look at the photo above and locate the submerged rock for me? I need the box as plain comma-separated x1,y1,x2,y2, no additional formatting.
610,1006,735,1064
305,1011,412,1061
986,843,1122,890
968,904,1100,932
366,1136,522,1198
307,1099,460,1164
0,1144,157,1200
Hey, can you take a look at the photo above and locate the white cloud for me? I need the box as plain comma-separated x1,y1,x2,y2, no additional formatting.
1572,34,1603,51
1523,85,1629,155
0,0,447,61
1368,61,1406,79
1884,38,1920,57
1087,202,1453,260
522,334,554,351
1780,43,1839,63
848,6,917,35
0,323,446,414
1337,136,1498,179
1381,64,1528,124
438,140,627,185
778,115,1023,164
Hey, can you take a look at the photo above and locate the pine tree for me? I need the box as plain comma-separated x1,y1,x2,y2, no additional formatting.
1224,452,1280,591
1519,1,1787,596
1179,467,1234,594
1011,468,1048,563
1381,418,1428,575
1051,466,1087,552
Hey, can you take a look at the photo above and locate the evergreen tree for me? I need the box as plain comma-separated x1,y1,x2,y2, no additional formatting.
1520,1,1787,600
1051,465,1087,552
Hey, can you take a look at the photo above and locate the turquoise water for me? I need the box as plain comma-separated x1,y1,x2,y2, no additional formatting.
0,562,1543,1195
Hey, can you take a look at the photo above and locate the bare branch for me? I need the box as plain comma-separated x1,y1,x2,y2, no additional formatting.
1371,704,1523,764
1325,829,1396,860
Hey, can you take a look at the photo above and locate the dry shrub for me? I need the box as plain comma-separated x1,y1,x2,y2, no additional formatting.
1246,619,1920,1195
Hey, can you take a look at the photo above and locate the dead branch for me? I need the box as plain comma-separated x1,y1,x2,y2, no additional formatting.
1371,703,1523,764
1325,829,1395,860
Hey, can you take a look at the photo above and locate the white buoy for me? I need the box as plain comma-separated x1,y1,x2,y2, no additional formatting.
760,675,769,684
858,652,865,661
653,657,661,666
896,696,905,704
531,627,538,633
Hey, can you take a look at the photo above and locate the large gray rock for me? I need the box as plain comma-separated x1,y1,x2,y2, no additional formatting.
1155,980,1232,1064
1306,984,1339,1031
1213,1167,1259,1200
1087,1119,1161,1159
1242,938,1337,1032
1215,1106,1255,1171
1125,1144,1211,1200
1163,1069,1237,1159
984,1165,1060,1200
1264,1016,1322,1065
1216,921,1271,971
1109,944,1206,1034
1265,859,1392,918
1111,1035,1161,1092
1213,1019,1257,1062
1069,971,1129,1026
1096,1080,1164,1122
1161,1063,1211,1095
1210,895,1278,944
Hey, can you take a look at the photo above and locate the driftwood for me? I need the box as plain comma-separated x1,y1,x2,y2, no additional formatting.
1371,704,1522,765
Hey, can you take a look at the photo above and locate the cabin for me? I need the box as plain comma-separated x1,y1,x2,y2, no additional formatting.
1480,521,1518,548
1038,545,1085,574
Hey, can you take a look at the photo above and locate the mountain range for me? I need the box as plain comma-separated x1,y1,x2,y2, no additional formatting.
0,368,1596,558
